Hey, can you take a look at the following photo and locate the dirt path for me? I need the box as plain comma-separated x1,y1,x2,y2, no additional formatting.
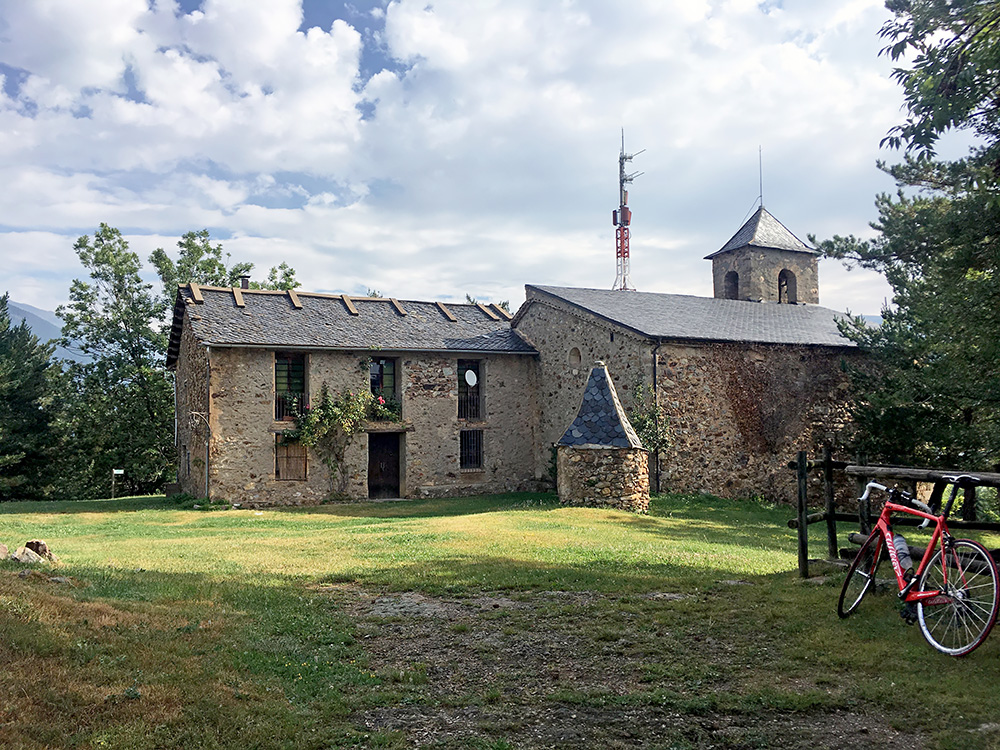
321,586,927,749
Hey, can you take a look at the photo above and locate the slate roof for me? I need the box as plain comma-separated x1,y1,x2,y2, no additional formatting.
704,206,818,259
166,285,535,368
521,285,854,348
557,363,643,449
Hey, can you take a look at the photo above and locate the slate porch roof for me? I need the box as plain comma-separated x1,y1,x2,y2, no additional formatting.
518,285,854,348
704,205,819,259
166,285,535,368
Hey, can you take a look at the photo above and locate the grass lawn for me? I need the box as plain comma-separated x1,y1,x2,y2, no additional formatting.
1,492,999,749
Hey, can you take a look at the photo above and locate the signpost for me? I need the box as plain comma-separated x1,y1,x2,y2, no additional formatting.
112,468,124,500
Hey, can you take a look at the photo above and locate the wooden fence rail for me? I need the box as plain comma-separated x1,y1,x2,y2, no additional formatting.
787,453,1000,578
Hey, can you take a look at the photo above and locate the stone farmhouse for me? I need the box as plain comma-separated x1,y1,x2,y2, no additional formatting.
166,206,857,506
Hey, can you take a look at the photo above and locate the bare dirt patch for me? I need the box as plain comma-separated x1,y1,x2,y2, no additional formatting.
322,585,928,749
363,704,923,750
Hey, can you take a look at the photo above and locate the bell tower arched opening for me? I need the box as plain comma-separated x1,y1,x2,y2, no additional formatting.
723,271,739,300
778,269,797,304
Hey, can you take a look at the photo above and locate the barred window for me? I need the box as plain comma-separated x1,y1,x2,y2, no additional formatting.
460,429,484,470
275,351,307,420
458,360,481,420
276,437,307,481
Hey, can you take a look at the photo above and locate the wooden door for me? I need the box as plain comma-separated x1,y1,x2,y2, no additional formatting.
368,433,400,499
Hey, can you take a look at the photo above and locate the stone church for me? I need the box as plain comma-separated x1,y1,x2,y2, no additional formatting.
166,206,856,506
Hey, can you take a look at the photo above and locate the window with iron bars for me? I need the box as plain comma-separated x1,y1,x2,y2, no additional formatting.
458,359,481,420
460,429,484,470
275,351,307,420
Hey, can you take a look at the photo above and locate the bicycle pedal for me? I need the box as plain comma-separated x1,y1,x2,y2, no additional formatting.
900,603,918,625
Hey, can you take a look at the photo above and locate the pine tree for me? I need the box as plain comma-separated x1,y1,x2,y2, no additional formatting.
0,294,55,499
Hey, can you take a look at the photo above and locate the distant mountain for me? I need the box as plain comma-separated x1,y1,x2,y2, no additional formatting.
7,301,89,363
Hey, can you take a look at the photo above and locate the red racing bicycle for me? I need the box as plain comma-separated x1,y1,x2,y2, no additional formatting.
838,476,1000,656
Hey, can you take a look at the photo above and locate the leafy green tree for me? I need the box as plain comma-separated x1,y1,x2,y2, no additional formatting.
54,224,174,497
255,261,300,291
0,294,55,499
151,230,299,308
819,0,1000,469
149,230,253,308
880,0,1000,160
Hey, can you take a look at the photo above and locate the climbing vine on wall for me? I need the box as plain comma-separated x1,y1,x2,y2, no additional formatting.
713,346,817,454
627,382,671,454
283,384,372,497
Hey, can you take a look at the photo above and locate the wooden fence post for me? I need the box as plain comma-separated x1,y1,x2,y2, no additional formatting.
823,445,838,560
797,450,809,578
963,485,978,522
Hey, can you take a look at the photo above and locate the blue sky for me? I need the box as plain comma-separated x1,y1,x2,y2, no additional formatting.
0,0,901,315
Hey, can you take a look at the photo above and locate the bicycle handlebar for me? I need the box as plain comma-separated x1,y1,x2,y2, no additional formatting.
859,481,934,527
859,481,886,504
910,498,934,528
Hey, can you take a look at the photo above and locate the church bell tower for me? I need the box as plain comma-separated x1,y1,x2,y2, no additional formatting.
705,206,820,304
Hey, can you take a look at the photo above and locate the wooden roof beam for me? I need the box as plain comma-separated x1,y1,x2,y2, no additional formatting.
476,303,500,321
436,301,457,322
341,294,359,315
491,304,512,320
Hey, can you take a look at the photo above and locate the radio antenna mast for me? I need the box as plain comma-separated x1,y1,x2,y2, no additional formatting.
612,130,644,291
758,145,764,208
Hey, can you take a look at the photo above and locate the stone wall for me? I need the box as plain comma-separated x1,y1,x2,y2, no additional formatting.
711,247,819,304
402,353,542,498
173,335,541,505
204,348,353,506
655,342,855,503
173,315,209,498
512,293,654,483
557,446,649,512
514,294,858,505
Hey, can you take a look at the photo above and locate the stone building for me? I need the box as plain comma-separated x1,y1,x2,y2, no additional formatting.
166,207,857,506
510,208,856,504
166,286,542,506
511,285,855,503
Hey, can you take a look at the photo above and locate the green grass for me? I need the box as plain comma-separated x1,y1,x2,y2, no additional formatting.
1,492,999,749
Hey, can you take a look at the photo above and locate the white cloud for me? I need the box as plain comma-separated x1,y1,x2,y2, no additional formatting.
0,0,902,317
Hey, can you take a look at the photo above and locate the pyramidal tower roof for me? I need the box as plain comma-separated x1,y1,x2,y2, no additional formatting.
557,362,643,449
704,205,818,259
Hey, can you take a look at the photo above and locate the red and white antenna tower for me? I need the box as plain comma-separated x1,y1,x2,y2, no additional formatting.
612,132,644,291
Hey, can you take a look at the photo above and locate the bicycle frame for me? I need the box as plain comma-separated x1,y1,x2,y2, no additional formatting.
839,476,999,655
871,500,950,605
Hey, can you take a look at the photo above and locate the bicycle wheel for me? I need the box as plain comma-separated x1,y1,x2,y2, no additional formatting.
917,538,1000,656
838,531,883,618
